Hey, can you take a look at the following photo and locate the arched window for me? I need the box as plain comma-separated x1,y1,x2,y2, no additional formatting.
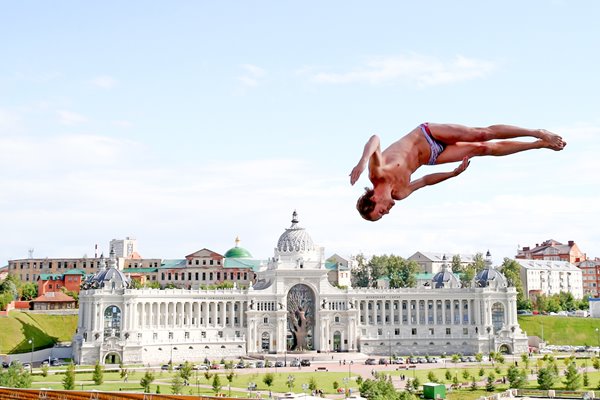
492,302,505,333
103,305,122,339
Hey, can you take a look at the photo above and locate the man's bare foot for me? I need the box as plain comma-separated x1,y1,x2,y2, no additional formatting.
538,129,566,150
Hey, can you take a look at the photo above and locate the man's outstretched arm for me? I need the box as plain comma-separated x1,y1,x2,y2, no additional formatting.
350,135,382,185
401,157,470,198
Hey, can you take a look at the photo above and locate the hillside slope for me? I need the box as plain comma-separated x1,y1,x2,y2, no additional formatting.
0,311,77,354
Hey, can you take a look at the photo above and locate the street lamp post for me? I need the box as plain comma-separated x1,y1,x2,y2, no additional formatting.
595,328,599,351
28,338,34,371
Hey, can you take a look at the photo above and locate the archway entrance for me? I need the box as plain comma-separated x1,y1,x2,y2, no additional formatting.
104,352,121,365
261,332,270,352
498,344,511,354
333,331,342,352
287,284,315,351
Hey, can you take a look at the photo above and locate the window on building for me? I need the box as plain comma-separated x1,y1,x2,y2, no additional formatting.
411,328,417,335
263,317,269,324
395,328,400,335
463,328,469,335
235,331,241,337
210,260,213,265
218,331,223,338
202,272,206,280
168,332,173,340
377,328,383,336
201,331,206,338
153,333,157,340
185,332,189,339
446,328,451,335
429,328,434,335
217,272,220,280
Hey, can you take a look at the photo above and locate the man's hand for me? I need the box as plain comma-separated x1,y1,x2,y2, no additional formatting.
350,162,366,185
453,157,470,176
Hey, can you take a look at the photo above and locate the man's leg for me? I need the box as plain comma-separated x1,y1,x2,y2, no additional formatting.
427,123,565,149
434,139,551,164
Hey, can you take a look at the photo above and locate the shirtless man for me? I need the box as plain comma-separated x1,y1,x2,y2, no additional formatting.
350,123,566,221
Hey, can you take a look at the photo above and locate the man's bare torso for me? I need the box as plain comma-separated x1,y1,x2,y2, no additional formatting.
376,127,431,199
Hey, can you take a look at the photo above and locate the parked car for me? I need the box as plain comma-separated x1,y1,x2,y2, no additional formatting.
365,358,377,365
274,361,284,367
22,363,32,370
210,363,220,369
300,359,311,367
255,361,265,368
290,359,300,367
264,360,272,367
161,364,170,371
2,361,9,368
378,358,388,365
235,362,245,369
50,359,63,367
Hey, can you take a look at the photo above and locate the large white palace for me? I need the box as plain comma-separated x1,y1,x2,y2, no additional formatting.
73,212,528,365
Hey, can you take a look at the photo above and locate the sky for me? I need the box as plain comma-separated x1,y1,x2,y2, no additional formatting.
2,1,600,267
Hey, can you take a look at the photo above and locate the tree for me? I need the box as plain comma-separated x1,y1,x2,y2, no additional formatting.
92,361,104,385
225,369,235,396
179,361,193,384
140,370,155,393
451,255,462,273
445,370,452,381
0,363,32,388
287,375,296,391
359,376,401,400
62,363,75,390
507,366,527,389
412,376,421,391
19,282,37,301
521,353,531,370
592,356,600,370
538,366,557,390
462,370,471,380
171,373,183,394
563,362,582,390
263,372,275,395
470,376,478,391
499,258,526,306
308,376,318,391
41,364,49,377
485,372,495,392
584,370,589,387
212,374,222,394
351,253,370,287
427,371,438,383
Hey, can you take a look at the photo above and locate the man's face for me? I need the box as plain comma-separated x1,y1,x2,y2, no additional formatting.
368,198,395,221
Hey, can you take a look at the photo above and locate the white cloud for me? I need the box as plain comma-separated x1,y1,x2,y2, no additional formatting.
0,108,22,135
238,64,266,88
112,120,133,128
309,54,496,87
90,75,118,89
57,110,88,125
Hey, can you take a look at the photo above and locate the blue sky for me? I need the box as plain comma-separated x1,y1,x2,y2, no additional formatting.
2,1,600,267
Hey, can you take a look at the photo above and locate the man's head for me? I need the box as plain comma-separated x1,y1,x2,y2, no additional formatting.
356,187,395,221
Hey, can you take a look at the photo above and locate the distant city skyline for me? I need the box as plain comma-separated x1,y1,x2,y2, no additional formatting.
2,1,600,267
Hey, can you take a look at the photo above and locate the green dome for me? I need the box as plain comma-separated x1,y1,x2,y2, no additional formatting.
224,237,252,258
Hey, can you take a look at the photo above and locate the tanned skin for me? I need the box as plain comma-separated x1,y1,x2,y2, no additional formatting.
350,123,566,221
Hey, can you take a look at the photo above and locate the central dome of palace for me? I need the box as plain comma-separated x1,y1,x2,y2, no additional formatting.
276,211,316,253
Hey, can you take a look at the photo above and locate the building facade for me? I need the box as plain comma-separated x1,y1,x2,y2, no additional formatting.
73,212,528,365
515,259,583,299
408,252,478,274
516,239,587,264
578,259,600,297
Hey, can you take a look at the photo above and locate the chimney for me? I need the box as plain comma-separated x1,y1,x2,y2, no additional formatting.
568,240,574,246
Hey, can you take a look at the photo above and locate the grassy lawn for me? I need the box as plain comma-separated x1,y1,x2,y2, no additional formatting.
0,311,77,353
28,361,600,398
518,315,600,346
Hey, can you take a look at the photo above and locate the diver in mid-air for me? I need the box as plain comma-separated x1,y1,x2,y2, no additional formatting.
350,122,566,221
